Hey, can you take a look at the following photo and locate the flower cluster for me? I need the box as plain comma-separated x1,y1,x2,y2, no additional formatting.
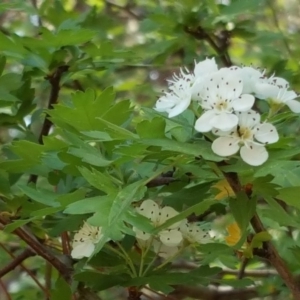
134,199,212,258
71,222,103,259
155,58,300,166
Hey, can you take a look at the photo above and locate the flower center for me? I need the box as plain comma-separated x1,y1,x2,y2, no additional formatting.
215,99,228,111
237,126,253,141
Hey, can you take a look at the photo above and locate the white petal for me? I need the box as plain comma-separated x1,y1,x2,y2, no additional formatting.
168,96,191,117
211,113,238,131
194,110,216,132
152,240,179,258
254,83,278,100
240,144,268,166
232,94,255,112
191,77,206,100
71,242,95,259
203,70,243,100
159,206,179,227
159,229,183,247
268,76,289,88
137,200,160,223
194,58,218,78
282,90,297,102
254,123,279,144
286,99,300,113
133,228,151,241
212,136,240,156
237,110,261,128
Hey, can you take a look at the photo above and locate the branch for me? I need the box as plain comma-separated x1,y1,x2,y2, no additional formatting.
146,177,177,188
0,279,11,300
0,248,35,278
28,65,69,184
105,0,143,20
0,216,72,282
0,243,49,296
222,171,300,299
184,26,232,67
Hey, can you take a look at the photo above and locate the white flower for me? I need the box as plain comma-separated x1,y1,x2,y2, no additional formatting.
134,199,183,247
191,58,218,101
71,222,103,259
254,78,300,113
155,78,192,118
227,66,266,94
152,240,179,259
211,110,279,166
180,222,212,244
194,69,255,132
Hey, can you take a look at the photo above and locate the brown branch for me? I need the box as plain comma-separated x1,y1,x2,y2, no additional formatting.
0,216,72,282
28,65,69,184
146,177,177,188
184,26,232,67
0,279,11,300
238,257,249,279
222,170,300,299
0,243,49,296
61,232,71,255
105,0,143,20
0,248,35,278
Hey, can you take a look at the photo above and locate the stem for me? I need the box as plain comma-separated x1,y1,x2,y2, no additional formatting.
116,242,138,277
0,243,49,296
0,248,35,277
28,65,69,184
0,216,72,282
153,245,183,272
0,279,11,300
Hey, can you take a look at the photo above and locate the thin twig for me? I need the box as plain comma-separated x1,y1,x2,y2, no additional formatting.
105,0,142,20
0,216,72,282
0,248,35,278
184,26,232,67
61,232,71,255
222,171,300,299
238,258,249,279
0,243,49,296
28,65,69,184
0,279,11,300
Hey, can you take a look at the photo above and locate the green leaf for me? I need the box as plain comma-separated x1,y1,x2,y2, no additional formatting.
251,231,272,249
229,192,256,233
50,278,72,300
136,117,166,138
4,218,37,233
78,167,118,195
74,271,131,291
155,199,215,232
68,147,112,167
108,181,146,226
0,56,6,76
64,195,113,216
141,138,222,161
277,187,300,210
18,185,59,207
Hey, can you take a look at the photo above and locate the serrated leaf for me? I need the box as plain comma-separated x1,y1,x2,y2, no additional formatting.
78,167,118,195
277,187,300,210
141,138,222,161
108,181,146,226
155,199,215,232
229,192,256,233
18,185,59,207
